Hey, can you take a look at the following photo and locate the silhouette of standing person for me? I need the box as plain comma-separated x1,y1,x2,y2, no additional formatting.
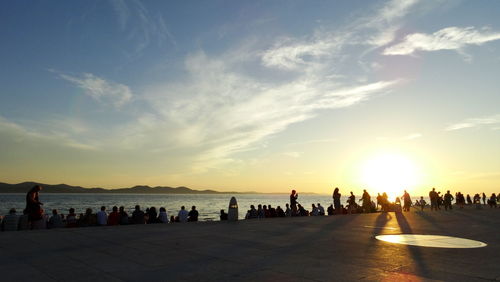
25,185,44,223
381,192,389,212
376,193,382,211
360,189,371,213
443,190,454,210
488,193,497,208
466,194,472,205
290,190,298,216
419,196,426,211
402,190,411,212
332,187,341,215
429,188,438,211
347,191,356,214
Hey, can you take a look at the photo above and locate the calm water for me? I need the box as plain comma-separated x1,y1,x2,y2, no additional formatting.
0,193,427,221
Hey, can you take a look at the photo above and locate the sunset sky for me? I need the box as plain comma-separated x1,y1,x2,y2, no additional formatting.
1,0,499,195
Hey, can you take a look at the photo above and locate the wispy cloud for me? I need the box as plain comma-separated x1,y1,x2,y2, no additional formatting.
109,0,129,30
446,114,500,131
375,0,420,24
261,35,343,70
261,0,423,71
402,133,422,140
109,0,177,56
467,172,500,180
362,0,420,46
384,26,500,55
287,138,337,147
376,133,422,142
283,152,302,158
0,115,97,151
59,73,133,108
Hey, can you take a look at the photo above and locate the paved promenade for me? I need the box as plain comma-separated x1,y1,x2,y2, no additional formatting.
1,207,499,281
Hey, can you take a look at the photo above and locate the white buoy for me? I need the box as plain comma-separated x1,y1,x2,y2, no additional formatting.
228,196,238,221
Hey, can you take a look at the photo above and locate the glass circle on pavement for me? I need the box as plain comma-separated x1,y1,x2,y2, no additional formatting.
375,234,487,248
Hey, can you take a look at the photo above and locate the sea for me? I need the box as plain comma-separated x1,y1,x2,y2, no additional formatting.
0,193,427,221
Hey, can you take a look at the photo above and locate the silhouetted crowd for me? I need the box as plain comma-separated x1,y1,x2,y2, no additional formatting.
1,185,206,231
0,204,203,231
1,185,498,231
421,188,499,211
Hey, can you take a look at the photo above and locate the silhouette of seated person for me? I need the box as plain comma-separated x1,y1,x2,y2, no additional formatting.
158,207,169,223
263,205,270,218
285,204,291,217
107,206,120,226
256,204,264,218
144,208,150,223
66,208,78,228
132,205,146,224
276,206,285,217
247,205,258,219
79,208,97,227
2,208,19,231
119,206,129,225
310,204,319,216
178,206,189,222
298,204,308,216
317,203,325,215
268,205,277,217
96,206,108,226
188,206,199,222
48,209,64,229
220,209,228,221
327,204,334,215
147,207,158,224
347,202,359,214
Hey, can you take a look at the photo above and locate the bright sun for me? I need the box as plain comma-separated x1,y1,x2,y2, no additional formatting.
359,153,420,201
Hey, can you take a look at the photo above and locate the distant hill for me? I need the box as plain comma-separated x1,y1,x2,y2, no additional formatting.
0,182,248,194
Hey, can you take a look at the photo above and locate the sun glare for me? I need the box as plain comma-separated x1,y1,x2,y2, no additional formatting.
359,153,420,201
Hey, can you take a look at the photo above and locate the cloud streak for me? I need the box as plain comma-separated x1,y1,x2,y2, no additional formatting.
0,115,97,151
262,0,423,71
59,73,133,108
384,26,500,55
446,114,500,131
363,0,420,46
261,36,341,70
109,0,177,56
402,133,422,140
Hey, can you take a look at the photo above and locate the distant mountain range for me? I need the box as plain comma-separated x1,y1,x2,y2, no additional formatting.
0,182,251,194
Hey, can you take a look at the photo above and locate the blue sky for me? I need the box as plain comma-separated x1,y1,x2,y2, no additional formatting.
1,0,499,194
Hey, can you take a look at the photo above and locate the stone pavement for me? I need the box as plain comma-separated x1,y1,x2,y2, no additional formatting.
1,207,499,281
